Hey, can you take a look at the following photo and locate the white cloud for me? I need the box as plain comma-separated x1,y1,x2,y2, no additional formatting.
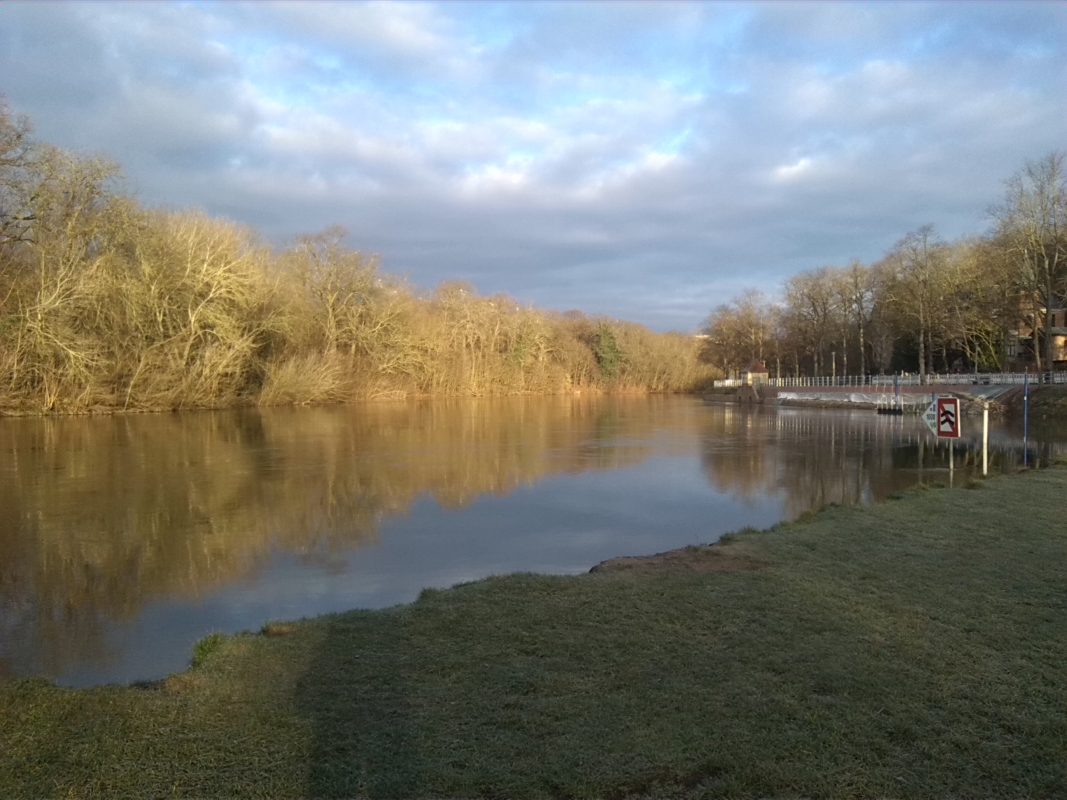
1,1,1065,331
460,162,531,195
772,157,816,184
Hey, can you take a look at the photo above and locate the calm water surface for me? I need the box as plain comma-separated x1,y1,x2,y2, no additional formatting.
2,396,1064,686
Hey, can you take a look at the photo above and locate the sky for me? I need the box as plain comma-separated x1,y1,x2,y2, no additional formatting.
2,1,1065,331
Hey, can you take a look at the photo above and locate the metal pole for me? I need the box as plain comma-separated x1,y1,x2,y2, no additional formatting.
1023,369,1030,468
982,402,989,477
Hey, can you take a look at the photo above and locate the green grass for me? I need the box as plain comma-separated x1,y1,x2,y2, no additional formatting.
3,469,1067,799
189,632,226,668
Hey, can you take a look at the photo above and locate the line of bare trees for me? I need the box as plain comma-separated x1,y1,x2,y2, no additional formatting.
702,152,1067,381
0,102,714,414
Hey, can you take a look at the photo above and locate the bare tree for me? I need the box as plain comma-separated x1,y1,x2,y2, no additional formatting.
881,225,949,383
701,303,746,377
836,261,874,378
700,290,774,376
993,152,1067,373
0,98,37,251
784,268,837,376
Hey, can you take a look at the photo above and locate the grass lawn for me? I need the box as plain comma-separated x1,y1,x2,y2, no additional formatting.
3,468,1066,799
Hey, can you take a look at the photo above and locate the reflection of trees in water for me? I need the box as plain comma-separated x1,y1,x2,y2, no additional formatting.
0,396,661,675
700,406,1067,520
701,408,943,518
773,412,924,517
697,407,779,506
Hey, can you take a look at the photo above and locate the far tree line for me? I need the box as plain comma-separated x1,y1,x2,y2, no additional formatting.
702,152,1067,381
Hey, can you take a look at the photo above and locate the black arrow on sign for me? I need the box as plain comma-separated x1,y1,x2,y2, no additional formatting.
939,406,955,429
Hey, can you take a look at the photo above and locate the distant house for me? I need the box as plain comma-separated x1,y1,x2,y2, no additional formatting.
1051,306,1067,366
742,360,770,386
1008,305,1067,369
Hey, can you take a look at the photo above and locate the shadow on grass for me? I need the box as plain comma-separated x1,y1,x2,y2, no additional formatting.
287,575,746,800
294,612,423,799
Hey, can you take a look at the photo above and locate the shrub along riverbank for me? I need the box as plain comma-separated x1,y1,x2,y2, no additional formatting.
0,103,713,415
3,467,1066,799
1025,385,1067,417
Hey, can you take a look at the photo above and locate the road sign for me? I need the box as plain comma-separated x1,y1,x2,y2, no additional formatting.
937,398,961,438
922,401,937,435
923,397,961,438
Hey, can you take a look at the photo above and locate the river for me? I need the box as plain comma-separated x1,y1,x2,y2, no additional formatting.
2,396,1064,687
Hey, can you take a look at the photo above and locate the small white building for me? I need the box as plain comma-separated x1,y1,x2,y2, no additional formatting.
742,360,770,386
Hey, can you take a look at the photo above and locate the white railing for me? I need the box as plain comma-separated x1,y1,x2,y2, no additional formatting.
712,371,1067,389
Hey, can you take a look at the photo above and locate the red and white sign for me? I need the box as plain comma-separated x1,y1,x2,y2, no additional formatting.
936,397,961,438
923,397,961,438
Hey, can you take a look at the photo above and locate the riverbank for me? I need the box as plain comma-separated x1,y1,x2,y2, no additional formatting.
3,466,1066,799
1026,384,1067,416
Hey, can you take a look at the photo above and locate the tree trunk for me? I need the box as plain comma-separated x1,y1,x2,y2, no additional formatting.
1045,271,1055,377
918,316,926,385
858,317,866,378
1032,306,1043,371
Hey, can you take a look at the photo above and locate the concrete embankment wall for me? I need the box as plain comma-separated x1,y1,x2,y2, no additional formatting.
706,384,1066,416
770,385,1022,414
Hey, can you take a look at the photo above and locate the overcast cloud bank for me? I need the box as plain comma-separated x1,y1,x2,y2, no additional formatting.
2,1,1065,330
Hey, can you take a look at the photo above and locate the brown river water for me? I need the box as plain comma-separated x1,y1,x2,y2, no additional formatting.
2,396,1064,687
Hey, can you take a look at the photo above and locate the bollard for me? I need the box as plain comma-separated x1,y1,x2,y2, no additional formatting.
982,403,989,477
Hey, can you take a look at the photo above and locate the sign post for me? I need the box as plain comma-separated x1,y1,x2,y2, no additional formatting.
982,402,989,477
1023,370,1030,468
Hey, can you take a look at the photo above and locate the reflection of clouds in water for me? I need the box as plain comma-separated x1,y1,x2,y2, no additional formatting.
0,396,666,681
